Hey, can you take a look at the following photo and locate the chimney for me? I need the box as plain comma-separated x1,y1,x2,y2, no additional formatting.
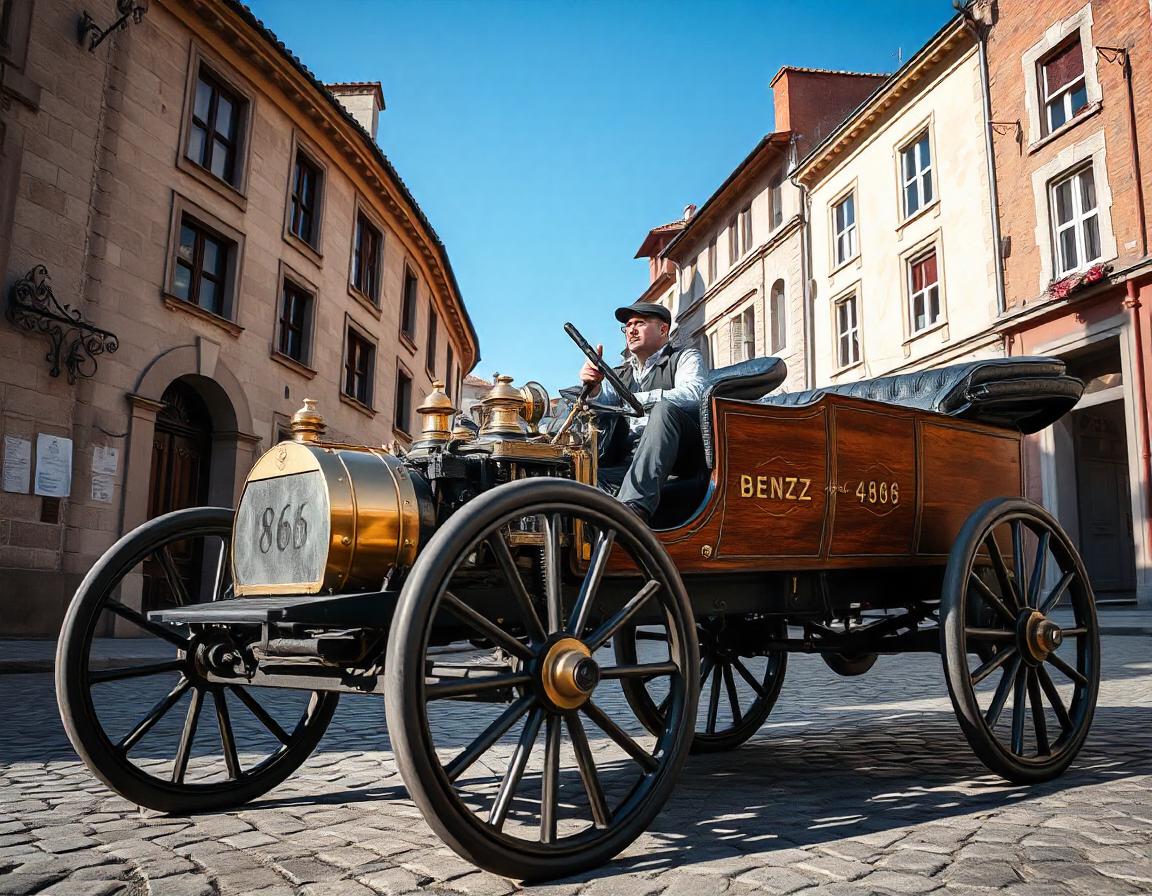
326,82,385,139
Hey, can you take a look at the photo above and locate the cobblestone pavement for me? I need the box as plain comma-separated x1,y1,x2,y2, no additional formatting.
1,635,1150,896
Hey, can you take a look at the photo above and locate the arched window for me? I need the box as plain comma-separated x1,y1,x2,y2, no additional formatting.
770,280,787,354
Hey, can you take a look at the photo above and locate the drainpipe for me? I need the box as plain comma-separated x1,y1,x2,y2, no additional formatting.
799,180,816,389
1125,280,1152,558
960,1,1007,318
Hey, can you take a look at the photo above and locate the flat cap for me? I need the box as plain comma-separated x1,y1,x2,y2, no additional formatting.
614,301,672,326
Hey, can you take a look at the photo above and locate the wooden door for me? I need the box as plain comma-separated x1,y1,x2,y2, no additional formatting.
143,381,212,612
1074,402,1136,599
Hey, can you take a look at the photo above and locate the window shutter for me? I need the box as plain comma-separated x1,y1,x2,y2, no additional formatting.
729,317,743,359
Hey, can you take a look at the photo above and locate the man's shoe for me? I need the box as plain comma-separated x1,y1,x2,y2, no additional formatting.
623,501,651,526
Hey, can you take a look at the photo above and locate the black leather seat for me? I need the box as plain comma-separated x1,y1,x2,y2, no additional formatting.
759,356,1083,433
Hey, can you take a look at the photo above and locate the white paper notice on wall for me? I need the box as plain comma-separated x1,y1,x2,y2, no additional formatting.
91,474,115,503
34,434,73,498
2,436,31,493
91,445,119,476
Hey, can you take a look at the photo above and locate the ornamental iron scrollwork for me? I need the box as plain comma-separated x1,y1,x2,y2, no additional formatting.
6,265,119,384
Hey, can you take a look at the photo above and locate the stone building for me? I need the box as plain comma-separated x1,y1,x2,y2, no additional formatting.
639,68,883,392
796,18,1002,384
0,0,479,636
983,0,1152,604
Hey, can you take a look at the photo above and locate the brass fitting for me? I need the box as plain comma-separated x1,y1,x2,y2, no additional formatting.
479,375,529,440
416,380,456,445
290,398,326,443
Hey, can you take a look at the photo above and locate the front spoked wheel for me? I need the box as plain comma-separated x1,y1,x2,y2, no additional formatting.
385,479,698,881
941,498,1100,784
56,507,338,812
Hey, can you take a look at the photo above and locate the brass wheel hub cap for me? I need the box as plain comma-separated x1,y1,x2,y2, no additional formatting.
1022,610,1063,663
540,637,599,709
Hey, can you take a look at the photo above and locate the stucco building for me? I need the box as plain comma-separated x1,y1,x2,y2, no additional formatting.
796,18,1001,385
984,0,1152,604
1,0,479,635
638,68,883,392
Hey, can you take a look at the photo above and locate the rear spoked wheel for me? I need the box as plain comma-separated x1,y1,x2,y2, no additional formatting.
614,617,787,752
385,479,698,881
56,507,338,812
941,498,1100,784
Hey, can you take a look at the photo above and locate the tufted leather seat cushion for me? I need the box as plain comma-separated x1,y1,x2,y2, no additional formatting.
696,357,788,467
758,356,1083,437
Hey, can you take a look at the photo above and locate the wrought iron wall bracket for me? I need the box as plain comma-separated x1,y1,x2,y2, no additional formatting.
6,265,119,384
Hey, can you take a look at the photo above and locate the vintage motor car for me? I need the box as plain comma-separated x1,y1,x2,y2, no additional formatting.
56,325,1099,880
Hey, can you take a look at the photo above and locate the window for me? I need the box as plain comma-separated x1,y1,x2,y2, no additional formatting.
187,67,244,186
446,345,455,396
769,173,783,230
277,279,314,364
833,193,857,265
908,250,941,333
1051,166,1101,275
707,236,717,283
835,294,860,368
395,366,413,435
172,216,233,317
769,280,786,354
343,327,375,407
708,329,721,366
739,205,753,254
730,306,755,362
727,216,739,266
1041,38,1089,133
900,133,933,217
426,308,438,376
400,266,418,340
288,150,322,247
352,212,382,302
685,256,698,300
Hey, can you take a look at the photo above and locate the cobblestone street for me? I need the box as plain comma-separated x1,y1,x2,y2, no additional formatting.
1,634,1150,896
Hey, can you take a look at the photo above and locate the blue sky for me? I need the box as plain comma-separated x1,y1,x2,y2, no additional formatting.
245,0,953,395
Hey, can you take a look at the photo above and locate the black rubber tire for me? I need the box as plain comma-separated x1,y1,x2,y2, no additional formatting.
941,497,1100,785
614,621,787,753
56,507,338,813
822,652,878,677
385,478,698,881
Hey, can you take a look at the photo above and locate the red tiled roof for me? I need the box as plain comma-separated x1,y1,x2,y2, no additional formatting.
769,65,889,87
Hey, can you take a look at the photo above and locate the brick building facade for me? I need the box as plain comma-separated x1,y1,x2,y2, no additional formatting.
984,0,1152,604
0,0,479,635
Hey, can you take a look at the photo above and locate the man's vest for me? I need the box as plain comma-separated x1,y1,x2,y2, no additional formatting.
613,343,685,396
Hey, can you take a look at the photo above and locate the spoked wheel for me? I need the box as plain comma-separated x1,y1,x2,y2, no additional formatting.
56,507,338,812
385,479,698,881
941,497,1100,784
614,617,786,752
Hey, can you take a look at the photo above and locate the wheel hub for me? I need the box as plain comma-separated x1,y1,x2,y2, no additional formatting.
1020,610,1062,663
540,637,598,709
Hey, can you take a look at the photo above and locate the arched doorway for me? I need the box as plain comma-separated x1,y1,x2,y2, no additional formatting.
142,379,212,612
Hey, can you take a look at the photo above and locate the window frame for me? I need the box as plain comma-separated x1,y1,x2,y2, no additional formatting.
706,236,718,284
394,363,414,438
341,317,377,412
729,304,756,363
1050,164,1102,276
1040,37,1090,135
769,171,784,231
399,263,419,348
739,205,753,255
272,262,318,375
177,48,254,208
898,130,934,220
162,193,244,336
348,200,385,312
832,190,858,268
906,247,942,336
769,279,787,354
833,291,862,372
727,216,739,266
426,305,439,379
283,134,326,257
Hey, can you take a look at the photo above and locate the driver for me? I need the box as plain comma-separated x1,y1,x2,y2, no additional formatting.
579,301,707,525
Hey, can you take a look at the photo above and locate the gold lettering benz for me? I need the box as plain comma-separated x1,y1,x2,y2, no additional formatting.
738,474,813,502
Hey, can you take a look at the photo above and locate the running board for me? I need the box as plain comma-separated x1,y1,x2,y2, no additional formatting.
149,591,397,627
